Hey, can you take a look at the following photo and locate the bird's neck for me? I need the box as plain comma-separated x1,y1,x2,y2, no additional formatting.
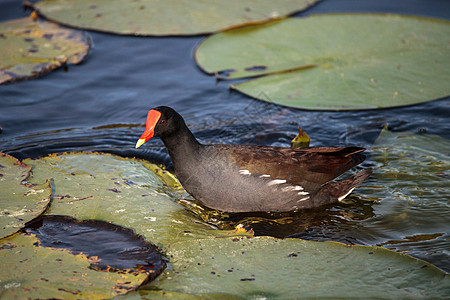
160,124,201,168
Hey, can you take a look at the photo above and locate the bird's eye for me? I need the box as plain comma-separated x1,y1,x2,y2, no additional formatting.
160,119,167,125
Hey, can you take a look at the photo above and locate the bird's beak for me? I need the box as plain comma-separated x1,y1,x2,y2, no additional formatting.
135,109,161,149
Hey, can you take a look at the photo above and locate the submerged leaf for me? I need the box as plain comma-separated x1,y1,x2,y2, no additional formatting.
0,17,91,84
0,232,148,299
149,236,449,298
0,152,51,239
195,14,450,110
31,0,319,36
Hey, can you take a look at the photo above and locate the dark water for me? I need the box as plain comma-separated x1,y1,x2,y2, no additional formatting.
25,215,165,277
1,0,449,272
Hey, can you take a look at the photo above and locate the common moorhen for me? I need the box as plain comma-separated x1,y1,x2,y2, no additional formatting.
136,106,372,213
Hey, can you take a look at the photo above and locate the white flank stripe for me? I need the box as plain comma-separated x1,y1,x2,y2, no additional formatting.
281,186,296,192
239,169,251,175
338,188,355,201
260,174,271,178
267,179,287,186
297,191,309,196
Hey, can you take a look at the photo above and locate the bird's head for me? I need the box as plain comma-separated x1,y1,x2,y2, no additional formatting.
135,106,182,148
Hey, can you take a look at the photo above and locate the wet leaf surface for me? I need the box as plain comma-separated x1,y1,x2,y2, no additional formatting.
195,14,450,110
25,215,165,277
147,236,449,299
0,152,51,239
31,0,319,36
0,16,90,84
0,231,148,299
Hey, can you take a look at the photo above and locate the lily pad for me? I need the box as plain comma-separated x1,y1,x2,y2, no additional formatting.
23,152,245,245
148,236,449,299
0,16,91,84
0,232,148,299
195,14,450,110
30,0,318,36
0,152,51,239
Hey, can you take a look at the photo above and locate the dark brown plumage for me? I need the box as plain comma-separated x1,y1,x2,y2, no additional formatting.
136,106,372,213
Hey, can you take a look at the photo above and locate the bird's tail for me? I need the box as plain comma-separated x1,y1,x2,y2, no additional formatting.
314,168,373,205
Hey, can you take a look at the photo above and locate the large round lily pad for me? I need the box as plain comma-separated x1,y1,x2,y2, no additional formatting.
30,0,318,36
147,236,449,299
0,152,51,239
195,14,450,110
0,232,148,299
23,152,246,245
0,16,91,84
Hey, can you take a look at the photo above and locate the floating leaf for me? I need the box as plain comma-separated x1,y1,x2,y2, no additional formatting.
25,215,165,278
195,14,450,110
0,152,51,239
0,232,148,299
148,236,449,298
30,0,318,36
290,125,310,147
0,16,91,84
23,152,242,245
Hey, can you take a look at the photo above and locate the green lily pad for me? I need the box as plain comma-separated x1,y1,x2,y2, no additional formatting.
30,0,318,36
147,236,449,299
195,14,450,110
0,152,51,239
23,152,245,245
0,232,148,299
0,16,91,84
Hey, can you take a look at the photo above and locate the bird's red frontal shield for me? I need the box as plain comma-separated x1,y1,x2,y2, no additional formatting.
135,109,161,148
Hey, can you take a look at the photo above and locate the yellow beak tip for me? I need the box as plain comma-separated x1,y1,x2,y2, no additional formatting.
135,139,146,149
